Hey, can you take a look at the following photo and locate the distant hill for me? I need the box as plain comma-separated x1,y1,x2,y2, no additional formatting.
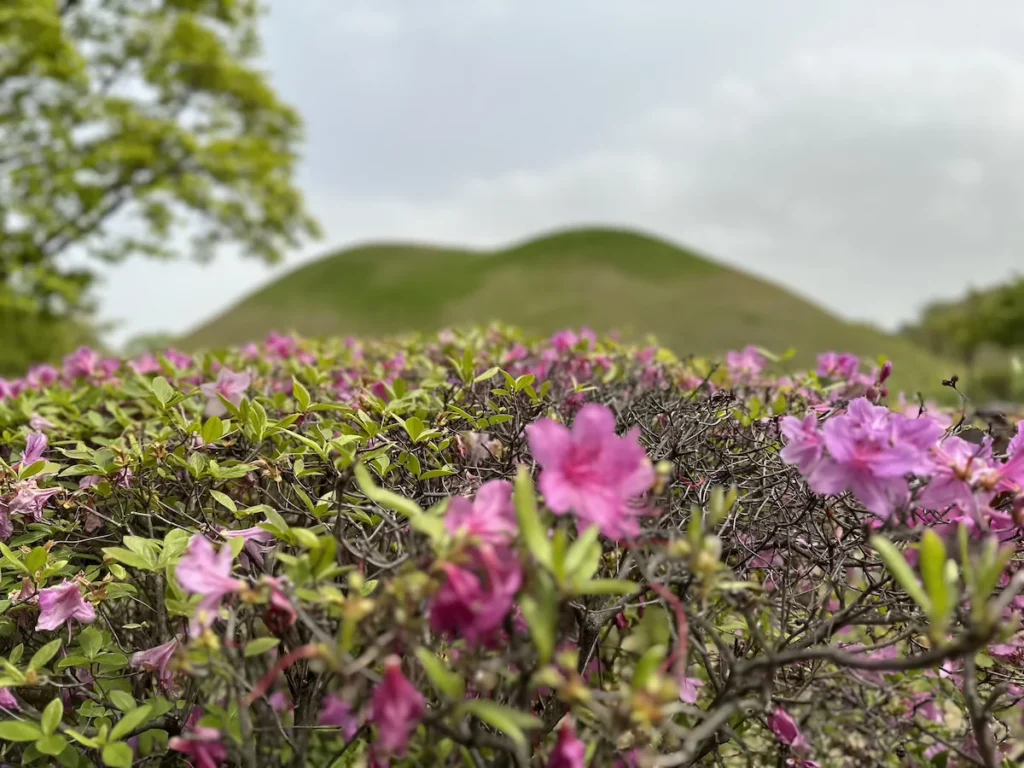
181,227,956,396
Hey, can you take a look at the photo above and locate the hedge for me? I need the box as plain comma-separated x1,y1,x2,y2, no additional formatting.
0,327,1021,767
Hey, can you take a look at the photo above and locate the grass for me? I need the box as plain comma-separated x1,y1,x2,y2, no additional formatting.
181,226,958,398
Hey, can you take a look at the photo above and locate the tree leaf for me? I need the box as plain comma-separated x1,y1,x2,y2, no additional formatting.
41,699,63,736
0,721,43,741
35,733,68,756
514,467,551,569
244,638,281,657
871,536,931,614
29,638,63,671
102,741,134,768
110,704,153,742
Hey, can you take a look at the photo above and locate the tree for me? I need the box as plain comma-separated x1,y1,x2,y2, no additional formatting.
0,0,320,372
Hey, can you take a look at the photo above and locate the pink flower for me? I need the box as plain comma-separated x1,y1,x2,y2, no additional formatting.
129,354,162,375
444,480,516,546
371,656,425,757
526,403,654,539
320,694,359,740
547,721,586,768
220,526,274,567
918,436,991,515
768,706,810,754
261,576,297,634
169,710,228,768
176,535,244,636
816,352,860,380
28,414,55,431
0,688,19,711
27,365,60,389
164,349,193,369
679,676,705,704
15,432,47,471
779,414,823,474
805,399,942,518
63,347,99,380
130,639,180,691
36,580,96,631
429,544,522,646
200,368,251,417
6,480,61,522
726,346,767,383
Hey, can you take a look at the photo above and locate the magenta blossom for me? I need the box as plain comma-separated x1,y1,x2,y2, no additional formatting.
37,580,96,631
6,479,61,522
679,675,705,704
547,721,586,768
779,414,823,474
220,526,275,567
319,694,359,740
15,432,47,471
200,368,251,417
63,347,98,380
726,346,768,383
371,656,425,757
176,535,244,636
429,544,522,646
28,413,55,431
816,352,860,380
526,403,654,539
444,480,516,546
0,688,19,711
129,353,163,375
768,706,810,754
169,710,228,768
130,639,180,691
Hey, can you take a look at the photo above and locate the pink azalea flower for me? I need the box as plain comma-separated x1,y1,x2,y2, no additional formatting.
6,479,61,522
0,688,19,711
164,349,193,369
816,352,860,380
679,676,705,704
169,710,228,768
129,354,163,375
918,436,991,514
444,480,516,546
200,368,251,417
15,432,47,471
220,526,274,567
28,414,55,431
371,656,425,757
806,398,942,518
429,544,522,646
779,414,823,474
261,576,297,633
547,721,586,768
63,347,99,380
526,403,654,539
176,535,244,636
768,706,810,754
36,580,96,631
130,639,180,691
26,364,60,389
319,694,359,740
726,346,767,383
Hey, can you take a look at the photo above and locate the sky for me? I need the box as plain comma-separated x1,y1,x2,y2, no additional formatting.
98,0,1024,346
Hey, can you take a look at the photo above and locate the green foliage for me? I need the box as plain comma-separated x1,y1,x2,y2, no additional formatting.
0,0,319,358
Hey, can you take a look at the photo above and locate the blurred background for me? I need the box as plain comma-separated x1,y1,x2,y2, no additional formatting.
5,0,1024,401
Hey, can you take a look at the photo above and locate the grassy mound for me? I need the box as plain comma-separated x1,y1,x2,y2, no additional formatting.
181,227,955,397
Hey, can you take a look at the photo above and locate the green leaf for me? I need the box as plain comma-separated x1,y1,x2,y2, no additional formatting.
871,536,931,614
919,529,952,631
292,378,311,411
353,463,424,520
25,546,47,574
564,525,601,581
102,741,134,768
41,699,63,736
573,579,640,596
152,377,175,407
632,645,667,691
473,366,500,383
514,467,551,569
519,584,557,663
457,700,541,748
110,704,153,741
29,638,63,670
0,721,43,741
35,733,68,757
244,638,281,657
102,547,155,571
415,649,465,700
201,416,224,445
107,690,136,713
210,490,237,513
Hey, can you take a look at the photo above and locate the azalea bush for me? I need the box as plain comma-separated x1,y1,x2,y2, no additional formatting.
0,328,1022,767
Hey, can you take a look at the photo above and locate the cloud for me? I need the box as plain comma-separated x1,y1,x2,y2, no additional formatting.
98,32,1024,345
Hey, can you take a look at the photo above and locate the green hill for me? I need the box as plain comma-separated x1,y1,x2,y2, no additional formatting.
181,227,956,396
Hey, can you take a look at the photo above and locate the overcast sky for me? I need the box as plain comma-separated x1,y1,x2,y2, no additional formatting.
98,0,1024,346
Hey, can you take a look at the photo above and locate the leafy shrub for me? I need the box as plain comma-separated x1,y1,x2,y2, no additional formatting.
0,329,1021,767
